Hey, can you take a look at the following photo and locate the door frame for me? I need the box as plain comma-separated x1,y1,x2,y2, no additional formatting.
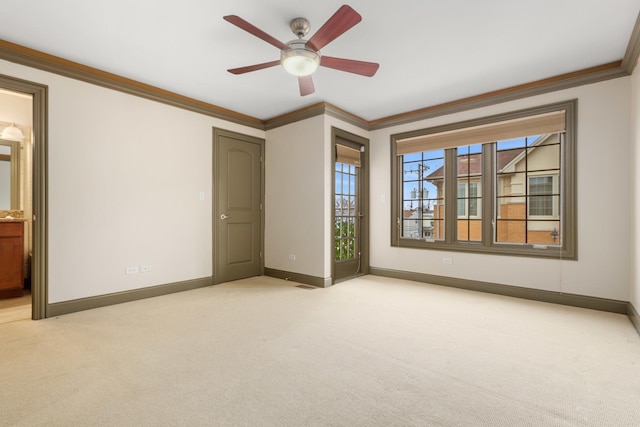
332,127,369,283
0,74,48,320
212,127,265,284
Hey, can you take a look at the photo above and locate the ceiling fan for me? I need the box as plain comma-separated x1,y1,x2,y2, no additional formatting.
223,5,379,96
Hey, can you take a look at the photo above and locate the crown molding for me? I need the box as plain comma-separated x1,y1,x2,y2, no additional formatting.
622,12,640,73
0,35,637,133
324,102,369,129
368,61,626,130
371,12,640,130
262,57,636,132
0,39,264,130
263,101,369,130
263,102,326,130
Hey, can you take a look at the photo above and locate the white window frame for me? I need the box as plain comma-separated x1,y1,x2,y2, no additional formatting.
457,181,482,219
527,174,559,218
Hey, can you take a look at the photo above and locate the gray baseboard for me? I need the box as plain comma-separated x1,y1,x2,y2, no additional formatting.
629,303,640,337
369,267,628,315
264,268,331,288
47,276,214,317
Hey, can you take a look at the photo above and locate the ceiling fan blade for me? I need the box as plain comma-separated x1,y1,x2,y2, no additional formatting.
320,56,379,77
227,60,281,75
306,5,362,51
298,75,315,96
223,15,289,51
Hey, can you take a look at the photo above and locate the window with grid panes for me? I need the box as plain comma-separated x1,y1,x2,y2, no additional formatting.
457,144,482,242
401,150,444,241
335,162,358,261
390,100,576,259
528,176,555,216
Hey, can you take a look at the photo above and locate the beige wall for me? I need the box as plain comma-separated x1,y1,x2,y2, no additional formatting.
264,116,326,279
0,55,636,306
370,77,632,301
631,62,640,310
0,89,32,123
0,59,264,303
264,114,368,281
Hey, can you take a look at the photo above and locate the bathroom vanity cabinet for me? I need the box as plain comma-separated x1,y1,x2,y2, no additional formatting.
0,220,25,298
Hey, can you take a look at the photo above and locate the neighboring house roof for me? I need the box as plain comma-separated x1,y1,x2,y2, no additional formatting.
425,164,445,180
496,149,524,174
500,134,554,173
424,145,541,180
427,153,486,179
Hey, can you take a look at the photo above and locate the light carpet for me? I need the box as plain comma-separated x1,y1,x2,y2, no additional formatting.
1,275,639,426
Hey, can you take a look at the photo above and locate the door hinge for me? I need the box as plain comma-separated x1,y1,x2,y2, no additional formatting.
259,251,263,258
260,203,263,210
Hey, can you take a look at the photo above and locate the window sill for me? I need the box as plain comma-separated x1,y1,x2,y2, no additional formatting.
393,238,575,260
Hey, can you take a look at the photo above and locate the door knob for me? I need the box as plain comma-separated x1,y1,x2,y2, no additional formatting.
220,213,229,220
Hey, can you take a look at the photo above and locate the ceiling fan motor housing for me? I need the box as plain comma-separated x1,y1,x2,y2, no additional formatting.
290,17,311,38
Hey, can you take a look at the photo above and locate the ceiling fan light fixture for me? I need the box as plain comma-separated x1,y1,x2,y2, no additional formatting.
281,41,320,77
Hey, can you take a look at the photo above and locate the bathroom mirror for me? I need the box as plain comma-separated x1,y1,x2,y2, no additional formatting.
0,138,20,210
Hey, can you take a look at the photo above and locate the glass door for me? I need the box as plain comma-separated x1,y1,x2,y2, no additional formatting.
334,140,366,281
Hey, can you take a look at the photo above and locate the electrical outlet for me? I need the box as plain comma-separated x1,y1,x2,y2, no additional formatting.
125,266,139,275
140,265,152,273
442,257,453,264
289,254,296,261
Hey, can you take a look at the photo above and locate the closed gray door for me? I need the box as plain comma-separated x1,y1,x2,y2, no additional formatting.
214,129,263,283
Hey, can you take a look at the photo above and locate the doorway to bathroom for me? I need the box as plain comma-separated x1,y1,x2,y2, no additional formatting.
0,75,47,320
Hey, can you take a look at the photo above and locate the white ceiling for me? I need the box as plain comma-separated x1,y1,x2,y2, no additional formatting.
1,0,639,121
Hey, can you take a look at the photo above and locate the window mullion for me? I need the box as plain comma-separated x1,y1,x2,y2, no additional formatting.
444,148,457,243
391,153,400,246
482,143,494,247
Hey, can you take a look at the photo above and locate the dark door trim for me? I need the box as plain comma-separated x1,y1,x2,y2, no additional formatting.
212,127,265,284
332,127,369,283
0,73,48,319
